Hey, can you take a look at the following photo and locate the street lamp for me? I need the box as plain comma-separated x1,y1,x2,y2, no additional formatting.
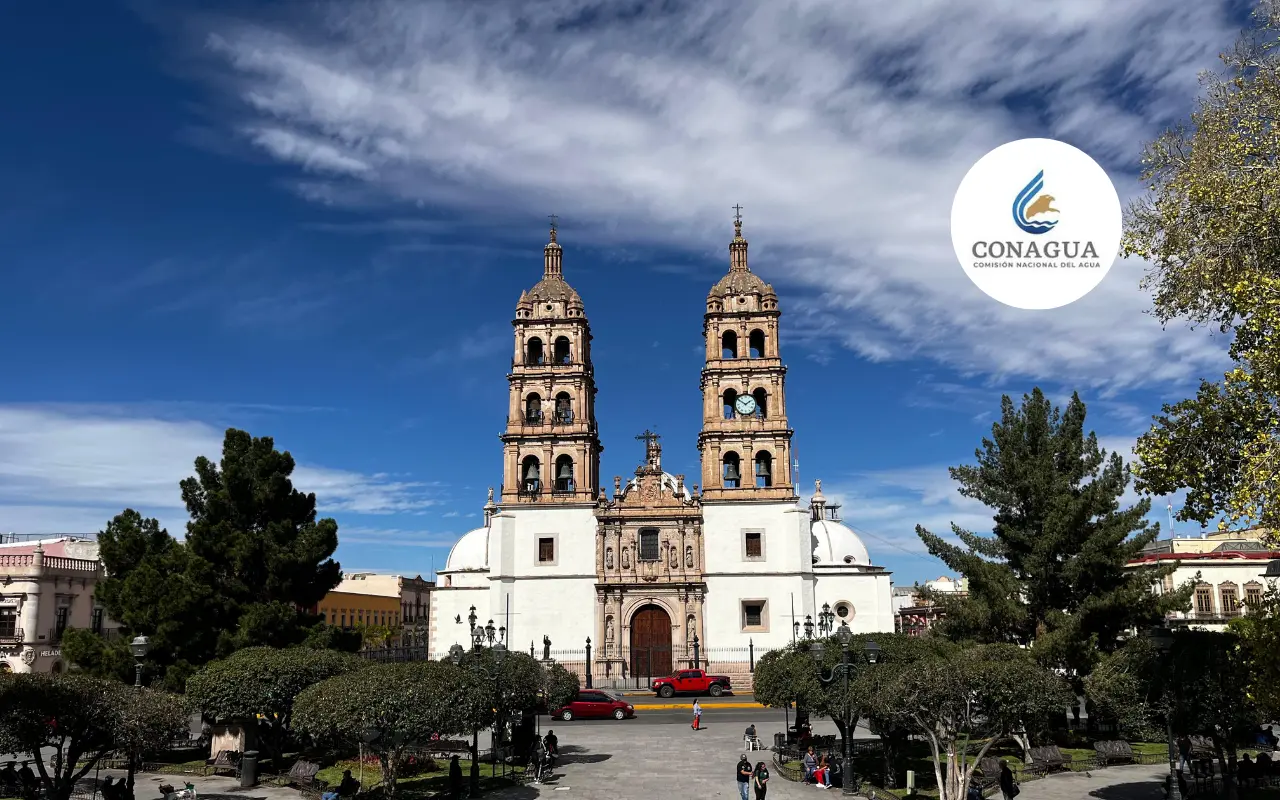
129,635,150,688
818,604,835,637
450,638,509,794
803,615,814,639
809,623,880,795
1146,626,1181,800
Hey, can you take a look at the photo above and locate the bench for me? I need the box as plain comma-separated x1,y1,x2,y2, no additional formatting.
1190,736,1216,756
1094,740,1135,765
975,757,1002,787
1028,745,1072,772
208,750,240,777
286,760,323,790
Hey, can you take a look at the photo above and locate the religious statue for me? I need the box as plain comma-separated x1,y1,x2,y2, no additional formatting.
542,635,551,661
621,547,630,569
669,547,678,568
605,548,614,569
686,616,695,644
685,545,694,568
605,617,614,642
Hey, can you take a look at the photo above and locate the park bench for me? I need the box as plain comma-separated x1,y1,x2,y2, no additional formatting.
286,760,323,790
975,757,1002,788
1094,740,1135,765
1028,745,1072,772
1190,736,1216,756
208,750,240,777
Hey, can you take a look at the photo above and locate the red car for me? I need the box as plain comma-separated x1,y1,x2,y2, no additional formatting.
551,690,635,721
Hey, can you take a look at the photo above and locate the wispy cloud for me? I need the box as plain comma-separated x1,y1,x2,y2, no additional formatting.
174,0,1243,389
0,405,440,533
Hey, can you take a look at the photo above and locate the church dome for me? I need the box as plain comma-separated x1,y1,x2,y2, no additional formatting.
515,225,585,319
444,525,489,572
811,518,871,566
708,270,775,299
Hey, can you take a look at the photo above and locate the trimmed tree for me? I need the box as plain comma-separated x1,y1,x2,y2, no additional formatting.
0,674,185,800
1123,2,1280,537
541,660,579,713
869,645,1072,800
293,661,485,800
184,647,362,763
917,389,1190,684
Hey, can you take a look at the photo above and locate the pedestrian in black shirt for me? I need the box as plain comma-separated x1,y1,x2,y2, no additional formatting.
448,755,463,800
736,754,752,800
998,761,1018,800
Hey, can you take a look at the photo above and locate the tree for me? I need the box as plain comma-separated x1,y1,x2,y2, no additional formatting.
869,645,1072,800
60,628,138,685
113,688,188,800
1230,585,1280,720
1123,1,1280,537
917,389,1190,683
293,662,484,800
541,660,579,713
184,647,362,762
0,674,184,800
1082,637,1165,742
86,429,345,688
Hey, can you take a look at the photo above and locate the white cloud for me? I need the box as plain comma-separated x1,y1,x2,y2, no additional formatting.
0,405,438,533
183,0,1241,388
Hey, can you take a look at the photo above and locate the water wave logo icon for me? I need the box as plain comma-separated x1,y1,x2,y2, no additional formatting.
1011,170,1059,235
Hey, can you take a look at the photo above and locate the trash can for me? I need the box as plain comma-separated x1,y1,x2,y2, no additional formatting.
239,751,258,788
774,732,786,750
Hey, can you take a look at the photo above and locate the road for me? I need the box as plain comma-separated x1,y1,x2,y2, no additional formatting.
547,693,878,737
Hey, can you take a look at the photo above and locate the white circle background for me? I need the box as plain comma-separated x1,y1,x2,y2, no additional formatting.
951,138,1122,311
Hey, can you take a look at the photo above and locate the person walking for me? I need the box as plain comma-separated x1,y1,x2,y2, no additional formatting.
448,754,463,800
753,761,770,800
736,754,753,800
1177,735,1192,773
692,699,703,730
998,760,1018,800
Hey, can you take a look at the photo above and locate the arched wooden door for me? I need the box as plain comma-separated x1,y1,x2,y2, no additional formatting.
629,604,672,679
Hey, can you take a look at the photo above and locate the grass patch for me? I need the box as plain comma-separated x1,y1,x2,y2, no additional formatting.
316,758,522,798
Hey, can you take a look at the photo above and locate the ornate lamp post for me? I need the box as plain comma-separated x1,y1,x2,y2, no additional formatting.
451,636,508,794
1147,626,1181,800
803,615,815,639
129,635,150,688
809,623,881,795
817,603,836,637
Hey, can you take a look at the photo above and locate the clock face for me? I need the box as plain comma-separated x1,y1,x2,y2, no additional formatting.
734,394,757,415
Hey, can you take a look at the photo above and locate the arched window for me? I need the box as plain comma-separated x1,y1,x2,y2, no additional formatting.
723,388,738,420
554,336,572,365
526,337,544,365
721,330,738,359
752,388,768,418
749,329,766,358
521,456,542,495
555,392,574,424
754,451,773,488
525,393,543,423
554,454,575,493
722,452,742,489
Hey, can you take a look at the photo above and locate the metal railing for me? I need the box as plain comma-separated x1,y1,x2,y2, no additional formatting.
0,626,22,644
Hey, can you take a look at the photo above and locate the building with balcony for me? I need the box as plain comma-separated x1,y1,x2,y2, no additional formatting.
1127,528,1279,631
0,536,115,673
314,572,406,631
892,575,967,636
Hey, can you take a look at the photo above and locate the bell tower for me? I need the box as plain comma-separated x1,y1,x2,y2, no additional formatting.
501,220,603,504
697,210,796,502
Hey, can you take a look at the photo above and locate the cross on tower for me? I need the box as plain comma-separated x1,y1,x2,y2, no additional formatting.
637,429,662,468
548,213,559,233
732,204,743,223
636,429,661,447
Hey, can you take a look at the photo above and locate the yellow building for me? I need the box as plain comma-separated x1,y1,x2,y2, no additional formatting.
316,573,403,629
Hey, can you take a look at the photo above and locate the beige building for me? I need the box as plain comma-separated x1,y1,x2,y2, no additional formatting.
1129,528,1279,631
313,572,435,649
0,536,115,674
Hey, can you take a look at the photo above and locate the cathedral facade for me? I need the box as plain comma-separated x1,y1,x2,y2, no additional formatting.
428,217,893,687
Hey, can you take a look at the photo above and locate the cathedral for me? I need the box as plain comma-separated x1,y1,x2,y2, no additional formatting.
428,215,893,687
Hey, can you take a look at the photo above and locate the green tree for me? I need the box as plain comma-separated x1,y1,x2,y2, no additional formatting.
1123,1,1280,537
114,688,189,800
917,389,1189,683
0,674,184,800
868,645,1072,800
541,660,579,713
60,628,137,685
184,647,362,763
85,429,345,688
1229,585,1280,720
1082,637,1165,742
293,662,484,800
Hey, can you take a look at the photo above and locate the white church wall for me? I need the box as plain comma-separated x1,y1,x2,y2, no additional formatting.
703,574,815,652
814,571,895,634
702,502,812,574
428,583,488,658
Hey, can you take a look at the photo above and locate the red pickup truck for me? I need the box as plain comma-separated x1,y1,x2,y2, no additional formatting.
651,669,732,698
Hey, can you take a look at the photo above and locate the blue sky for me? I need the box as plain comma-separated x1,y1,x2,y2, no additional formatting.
0,0,1254,585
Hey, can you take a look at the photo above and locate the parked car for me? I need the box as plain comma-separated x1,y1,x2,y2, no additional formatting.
552,690,635,721
651,668,732,698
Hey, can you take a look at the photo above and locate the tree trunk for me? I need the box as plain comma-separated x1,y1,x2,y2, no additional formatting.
1011,730,1032,761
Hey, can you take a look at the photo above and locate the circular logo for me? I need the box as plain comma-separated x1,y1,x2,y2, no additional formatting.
950,138,1121,310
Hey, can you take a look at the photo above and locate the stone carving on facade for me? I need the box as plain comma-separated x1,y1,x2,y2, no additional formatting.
605,548,614,569
621,548,630,569
21,648,35,666
685,545,694,568
669,546,679,569
605,616,614,642
543,635,551,661
686,615,695,644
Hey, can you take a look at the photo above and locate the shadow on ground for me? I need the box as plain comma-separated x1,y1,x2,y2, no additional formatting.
1088,781,1165,800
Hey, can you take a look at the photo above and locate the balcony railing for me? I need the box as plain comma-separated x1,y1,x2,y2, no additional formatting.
0,627,22,644
513,357,578,368
520,412,576,426
519,481,542,499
